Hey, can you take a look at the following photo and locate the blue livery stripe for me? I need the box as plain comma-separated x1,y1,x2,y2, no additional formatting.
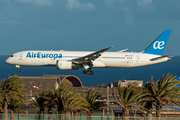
143,29,172,55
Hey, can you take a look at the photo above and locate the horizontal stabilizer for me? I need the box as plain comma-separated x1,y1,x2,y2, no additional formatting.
117,48,128,52
150,55,171,61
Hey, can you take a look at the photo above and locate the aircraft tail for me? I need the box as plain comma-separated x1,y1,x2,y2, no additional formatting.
142,29,172,56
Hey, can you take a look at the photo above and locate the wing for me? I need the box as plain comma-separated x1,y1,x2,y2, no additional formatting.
72,46,113,64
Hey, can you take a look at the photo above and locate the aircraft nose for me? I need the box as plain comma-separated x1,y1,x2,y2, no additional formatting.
5,58,10,64
5,58,13,64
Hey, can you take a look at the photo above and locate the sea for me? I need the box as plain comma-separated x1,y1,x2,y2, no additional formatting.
0,55,180,86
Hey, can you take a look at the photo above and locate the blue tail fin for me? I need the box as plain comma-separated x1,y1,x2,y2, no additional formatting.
142,29,172,55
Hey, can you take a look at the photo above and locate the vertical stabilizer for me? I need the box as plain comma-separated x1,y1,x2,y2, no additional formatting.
143,30,172,55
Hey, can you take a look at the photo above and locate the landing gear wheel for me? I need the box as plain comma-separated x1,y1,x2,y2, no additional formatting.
17,69,21,72
87,71,94,75
83,70,87,74
90,71,94,75
87,71,91,75
82,67,94,75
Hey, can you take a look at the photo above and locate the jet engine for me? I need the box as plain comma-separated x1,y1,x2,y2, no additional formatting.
56,60,79,70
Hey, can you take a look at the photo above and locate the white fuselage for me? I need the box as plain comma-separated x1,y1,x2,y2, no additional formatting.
5,50,170,68
5,30,172,75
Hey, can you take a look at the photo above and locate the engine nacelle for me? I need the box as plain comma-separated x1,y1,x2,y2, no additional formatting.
56,60,79,70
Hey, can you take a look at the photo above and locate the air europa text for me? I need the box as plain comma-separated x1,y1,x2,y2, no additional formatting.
26,52,62,60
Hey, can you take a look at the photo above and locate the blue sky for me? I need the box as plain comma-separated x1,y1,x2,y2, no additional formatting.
0,0,180,55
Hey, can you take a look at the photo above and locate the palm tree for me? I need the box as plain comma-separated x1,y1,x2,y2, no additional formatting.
112,81,149,120
44,89,57,114
0,98,3,120
0,98,3,113
8,99,27,120
0,75,27,120
29,89,47,114
61,91,91,120
145,73,180,120
36,82,75,120
137,79,154,120
54,82,74,114
29,89,51,120
43,89,57,120
86,88,102,113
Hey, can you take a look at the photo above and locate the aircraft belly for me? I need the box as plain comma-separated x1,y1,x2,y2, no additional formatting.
133,62,149,67
92,61,106,68
133,57,168,67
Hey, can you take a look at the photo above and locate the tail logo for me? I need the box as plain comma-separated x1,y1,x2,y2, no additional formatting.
153,41,165,49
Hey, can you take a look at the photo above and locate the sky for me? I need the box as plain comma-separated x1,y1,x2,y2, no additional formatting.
0,0,180,55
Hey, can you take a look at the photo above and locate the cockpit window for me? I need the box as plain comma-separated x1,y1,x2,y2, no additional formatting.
10,55,13,57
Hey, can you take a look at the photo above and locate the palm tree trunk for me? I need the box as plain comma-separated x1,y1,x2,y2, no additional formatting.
10,111,14,120
87,114,91,120
48,114,52,120
156,105,162,120
38,111,44,120
74,112,77,120
58,101,63,114
3,96,8,120
66,111,71,120
0,113,3,120
157,108,162,120
48,108,52,120
123,108,129,120
146,111,152,120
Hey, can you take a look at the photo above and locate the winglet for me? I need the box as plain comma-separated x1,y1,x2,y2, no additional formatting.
142,29,172,56
94,46,113,55
101,46,113,52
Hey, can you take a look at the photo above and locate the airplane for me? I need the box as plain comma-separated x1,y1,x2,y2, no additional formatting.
6,29,172,75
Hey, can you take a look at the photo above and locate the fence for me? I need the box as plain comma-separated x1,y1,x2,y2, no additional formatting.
0,114,180,120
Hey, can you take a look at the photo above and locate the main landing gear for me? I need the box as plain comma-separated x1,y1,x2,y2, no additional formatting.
83,69,94,75
82,64,94,75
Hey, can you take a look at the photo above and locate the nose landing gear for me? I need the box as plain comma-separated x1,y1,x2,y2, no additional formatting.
16,65,21,72
17,69,21,72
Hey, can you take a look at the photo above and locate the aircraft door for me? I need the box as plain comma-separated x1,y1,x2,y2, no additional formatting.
126,55,134,67
135,55,140,63
19,53,23,60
